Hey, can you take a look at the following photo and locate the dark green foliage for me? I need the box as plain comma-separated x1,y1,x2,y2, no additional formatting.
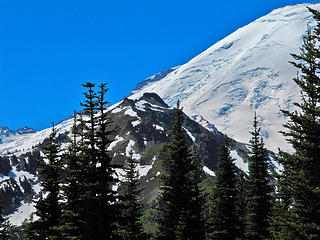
271,7,320,240
0,194,11,240
207,137,237,240
26,124,62,240
76,82,121,239
118,150,148,240
175,153,206,240
156,102,205,240
235,172,246,240
245,114,272,240
94,83,121,239
59,113,82,240
77,82,102,239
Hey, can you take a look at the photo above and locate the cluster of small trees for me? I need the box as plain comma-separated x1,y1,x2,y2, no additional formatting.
20,85,273,240
156,104,272,240
21,83,117,239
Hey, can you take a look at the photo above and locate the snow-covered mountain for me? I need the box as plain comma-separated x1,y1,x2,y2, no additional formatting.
0,126,36,145
0,2,312,226
129,3,320,151
0,93,256,226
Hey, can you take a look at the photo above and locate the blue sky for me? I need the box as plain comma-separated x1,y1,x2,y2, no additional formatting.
1,0,318,130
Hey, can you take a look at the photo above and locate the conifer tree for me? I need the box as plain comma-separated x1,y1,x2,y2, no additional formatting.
207,137,237,240
175,153,206,240
235,172,246,240
272,7,320,239
118,150,148,240
76,82,101,239
76,82,120,239
0,193,11,240
95,83,121,239
156,102,205,240
26,124,63,240
59,112,82,240
245,114,272,240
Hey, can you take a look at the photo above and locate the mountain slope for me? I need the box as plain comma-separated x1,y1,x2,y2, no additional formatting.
0,93,257,226
129,3,320,151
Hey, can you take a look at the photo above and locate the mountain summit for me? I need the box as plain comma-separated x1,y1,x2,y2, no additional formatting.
129,3,320,151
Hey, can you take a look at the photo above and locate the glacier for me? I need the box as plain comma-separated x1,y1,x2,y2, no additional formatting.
129,3,320,151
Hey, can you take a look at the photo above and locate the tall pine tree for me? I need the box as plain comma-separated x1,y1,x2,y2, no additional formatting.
272,7,320,240
235,171,246,240
26,124,63,240
175,152,206,240
118,150,148,240
59,112,82,240
76,82,121,239
0,192,11,240
245,114,272,240
95,83,121,239
156,102,205,240
207,137,237,240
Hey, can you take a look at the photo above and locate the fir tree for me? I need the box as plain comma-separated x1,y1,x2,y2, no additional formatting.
118,150,148,240
76,82,100,239
272,7,320,240
235,172,246,240
26,124,63,240
0,193,11,240
245,114,272,240
175,152,206,240
76,82,120,239
59,112,82,240
207,137,237,240
95,83,121,239
156,102,205,240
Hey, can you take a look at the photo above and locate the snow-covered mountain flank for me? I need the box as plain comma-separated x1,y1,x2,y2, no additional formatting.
0,2,312,226
0,93,260,226
129,3,320,151
0,127,36,145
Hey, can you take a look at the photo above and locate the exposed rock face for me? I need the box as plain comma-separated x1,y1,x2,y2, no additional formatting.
0,92,278,225
0,156,12,176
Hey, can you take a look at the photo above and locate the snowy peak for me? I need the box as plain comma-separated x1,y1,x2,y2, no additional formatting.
138,92,169,108
129,3,320,151
0,126,36,137
16,126,36,135
0,126,37,145
0,127,16,138
130,67,180,95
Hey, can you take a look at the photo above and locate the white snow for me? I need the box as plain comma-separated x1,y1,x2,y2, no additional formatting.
124,108,139,118
183,127,196,142
107,135,124,151
153,124,164,131
0,118,73,155
230,150,249,173
134,100,147,112
8,202,37,226
125,140,141,160
131,120,141,127
111,107,124,114
135,100,165,112
114,156,156,185
128,3,320,152
203,166,215,176
107,101,123,112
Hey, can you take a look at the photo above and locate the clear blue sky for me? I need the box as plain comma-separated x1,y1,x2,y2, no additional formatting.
1,0,318,130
